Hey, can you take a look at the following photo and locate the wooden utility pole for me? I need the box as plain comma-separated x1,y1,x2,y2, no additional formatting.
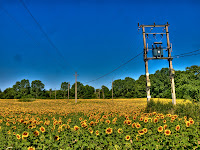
112,80,113,100
68,82,70,100
142,26,151,103
74,72,79,103
139,22,176,105
166,25,176,105
55,88,56,99
102,87,104,99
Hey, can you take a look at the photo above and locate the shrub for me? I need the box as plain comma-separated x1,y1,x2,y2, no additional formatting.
145,99,200,120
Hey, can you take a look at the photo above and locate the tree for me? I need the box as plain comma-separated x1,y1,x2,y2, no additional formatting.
61,82,68,99
83,85,95,99
101,85,111,98
31,80,44,98
20,79,30,97
2,88,16,99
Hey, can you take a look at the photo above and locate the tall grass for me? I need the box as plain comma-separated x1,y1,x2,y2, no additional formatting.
145,99,200,120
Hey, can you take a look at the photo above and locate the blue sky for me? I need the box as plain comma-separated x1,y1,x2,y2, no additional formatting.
0,0,200,91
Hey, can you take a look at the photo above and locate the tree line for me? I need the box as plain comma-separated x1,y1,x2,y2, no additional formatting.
0,65,199,101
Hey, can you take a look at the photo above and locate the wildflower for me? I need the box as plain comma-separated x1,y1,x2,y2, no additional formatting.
95,130,99,136
123,120,127,124
22,131,29,138
127,120,132,125
175,125,180,131
28,125,33,129
164,125,167,129
163,120,166,123
143,128,148,133
89,121,95,126
186,121,190,127
40,126,45,133
16,134,21,140
139,117,143,121
33,130,40,136
144,118,148,123
74,126,79,131
160,116,164,119
153,118,158,123
7,130,11,134
89,130,93,134
105,120,110,124
81,123,87,128
138,130,144,135
135,123,141,129
105,127,113,134
27,147,35,150
158,126,163,132
164,129,171,136
54,135,60,141
125,135,131,140
189,120,194,125
132,123,136,128
117,128,122,134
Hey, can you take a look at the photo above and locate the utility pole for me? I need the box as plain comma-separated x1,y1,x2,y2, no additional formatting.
99,89,100,99
139,22,176,105
55,88,56,99
112,80,113,100
142,26,151,103
68,82,70,100
102,87,104,99
166,25,176,105
74,72,79,103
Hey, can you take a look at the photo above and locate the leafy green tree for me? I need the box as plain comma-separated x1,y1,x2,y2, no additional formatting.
83,85,95,99
31,80,44,98
20,79,30,97
134,75,146,98
150,68,171,98
101,85,111,98
70,82,85,99
61,82,68,99
2,88,16,99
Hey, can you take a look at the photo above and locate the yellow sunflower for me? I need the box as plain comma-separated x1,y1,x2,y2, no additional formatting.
105,127,113,134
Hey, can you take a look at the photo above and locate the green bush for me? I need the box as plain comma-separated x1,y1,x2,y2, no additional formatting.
145,99,200,120
18,98,35,102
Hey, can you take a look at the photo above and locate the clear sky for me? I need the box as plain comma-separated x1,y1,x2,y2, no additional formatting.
0,0,200,91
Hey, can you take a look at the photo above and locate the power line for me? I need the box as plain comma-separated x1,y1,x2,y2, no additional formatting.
19,0,75,71
83,51,143,84
173,48,200,57
174,52,200,58
0,6,73,72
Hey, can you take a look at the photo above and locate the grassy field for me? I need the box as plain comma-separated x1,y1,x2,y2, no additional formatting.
0,98,198,150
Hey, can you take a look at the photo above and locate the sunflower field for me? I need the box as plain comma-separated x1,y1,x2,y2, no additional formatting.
0,98,199,149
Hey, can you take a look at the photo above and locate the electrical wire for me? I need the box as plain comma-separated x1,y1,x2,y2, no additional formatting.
0,6,73,72
174,52,200,58
173,48,200,58
19,0,75,72
83,51,143,84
